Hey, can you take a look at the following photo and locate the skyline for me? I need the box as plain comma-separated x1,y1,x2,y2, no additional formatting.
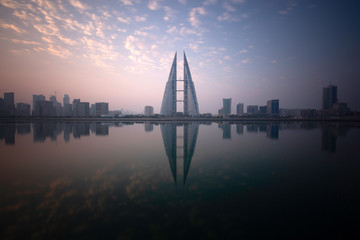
1,0,360,113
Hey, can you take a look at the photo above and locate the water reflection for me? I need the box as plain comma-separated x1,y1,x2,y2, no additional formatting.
160,123,199,184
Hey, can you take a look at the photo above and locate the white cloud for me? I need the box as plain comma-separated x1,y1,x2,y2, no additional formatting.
120,0,133,5
9,38,40,45
278,1,297,15
224,55,232,60
47,44,72,58
239,49,248,53
163,6,176,21
135,15,147,22
134,30,148,36
248,45,253,48
217,12,239,22
272,60,277,64
178,0,186,4
241,58,250,64
0,23,26,33
189,7,206,27
203,0,216,6
148,0,160,10
223,2,236,12
69,0,90,11
117,16,130,23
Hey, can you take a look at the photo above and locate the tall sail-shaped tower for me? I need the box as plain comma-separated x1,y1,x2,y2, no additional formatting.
183,52,199,116
160,53,177,115
160,52,199,116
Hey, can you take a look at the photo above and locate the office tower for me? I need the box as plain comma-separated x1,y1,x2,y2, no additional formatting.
0,97,4,115
259,105,267,114
4,92,15,110
223,98,232,116
247,105,259,114
322,84,337,110
50,95,57,103
267,99,279,115
33,94,45,115
160,52,199,116
35,101,54,116
95,102,109,116
236,103,244,116
144,106,154,116
16,103,30,116
63,103,73,117
72,99,80,117
63,94,70,105
77,102,89,117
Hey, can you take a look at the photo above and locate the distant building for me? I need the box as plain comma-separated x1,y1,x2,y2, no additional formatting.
223,98,232,116
35,101,54,116
247,105,259,114
63,104,73,117
322,84,337,111
280,108,301,117
63,94,70,105
33,94,45,115
4,92,15,115
90,104,96,116
218,108,223,116
0,97,4,113
16,103,30,116
72,99,80,117
95,102,109,116
267,99,279,115
236,103,244,116
144,106,154,116
259,105,267,114
77,102,89,117
50,95,57,103
332,102,349,116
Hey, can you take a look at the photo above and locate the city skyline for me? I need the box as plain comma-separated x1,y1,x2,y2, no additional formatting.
1,0,360,113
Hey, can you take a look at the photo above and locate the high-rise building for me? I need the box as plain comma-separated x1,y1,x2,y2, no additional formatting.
63,94,70,105
16,103,30,116
50,95,57,103
4,92,15,111
72,99,80,117
77,102,89,117
236,103,244,116
267,99,279,115
33,94,45,115
35,101,54,116
247,105,259,114
144,106,154,116
223,98,232,116
160,52,199,116
322,84,337,110
95,102,109,116
259,105,267,114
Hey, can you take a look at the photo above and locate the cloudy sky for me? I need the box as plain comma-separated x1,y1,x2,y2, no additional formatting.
0,0,359,113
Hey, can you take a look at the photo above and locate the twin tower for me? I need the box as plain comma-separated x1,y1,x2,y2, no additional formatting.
160,52,199,116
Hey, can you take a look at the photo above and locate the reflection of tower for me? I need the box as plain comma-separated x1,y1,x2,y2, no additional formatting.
160,52,199,116
160,123,199,184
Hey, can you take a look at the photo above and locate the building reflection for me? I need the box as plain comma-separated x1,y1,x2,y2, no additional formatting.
160,123,199,185
321,123,347,153
0,123,16,145
218,122,231,139
144,122,154,132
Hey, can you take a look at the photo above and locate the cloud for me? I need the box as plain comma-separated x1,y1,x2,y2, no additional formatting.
10,38,40,45
272,60,277,64
223,2,236,12
120,0,133,5
217,12,240,22
117,16,130,23
163,6,177,21
47,44,72,58
0,23,26,33
278,1,297,15
135,15,147,22
178,0,187,4
203,0,216,6
241,58,250,64
69,0,90,11
224,55,232,60
148,0,160,10
189,7,206,28
239,49,248,53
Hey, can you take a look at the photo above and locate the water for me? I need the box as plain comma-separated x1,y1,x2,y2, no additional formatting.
1,121,360,239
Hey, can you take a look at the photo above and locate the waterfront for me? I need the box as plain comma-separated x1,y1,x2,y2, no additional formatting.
1,121,360,239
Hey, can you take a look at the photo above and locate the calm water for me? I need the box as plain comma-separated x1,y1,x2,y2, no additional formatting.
1,121,360,239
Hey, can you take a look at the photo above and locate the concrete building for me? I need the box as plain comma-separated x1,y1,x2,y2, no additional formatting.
63,104,73,117
63,94,70,105
236,103,244,116
16,103,30,116
259,105,267,114
33,94,45,115
223,98,232,116
4,92,15,115
267,99,279,115
144,106,154,116
247,105,259,115
35,101,54,116
77,102,89,117
322,84,337,111
72,99,80,117
95,102,109,116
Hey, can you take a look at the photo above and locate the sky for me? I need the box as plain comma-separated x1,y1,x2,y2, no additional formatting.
0,0,359,114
